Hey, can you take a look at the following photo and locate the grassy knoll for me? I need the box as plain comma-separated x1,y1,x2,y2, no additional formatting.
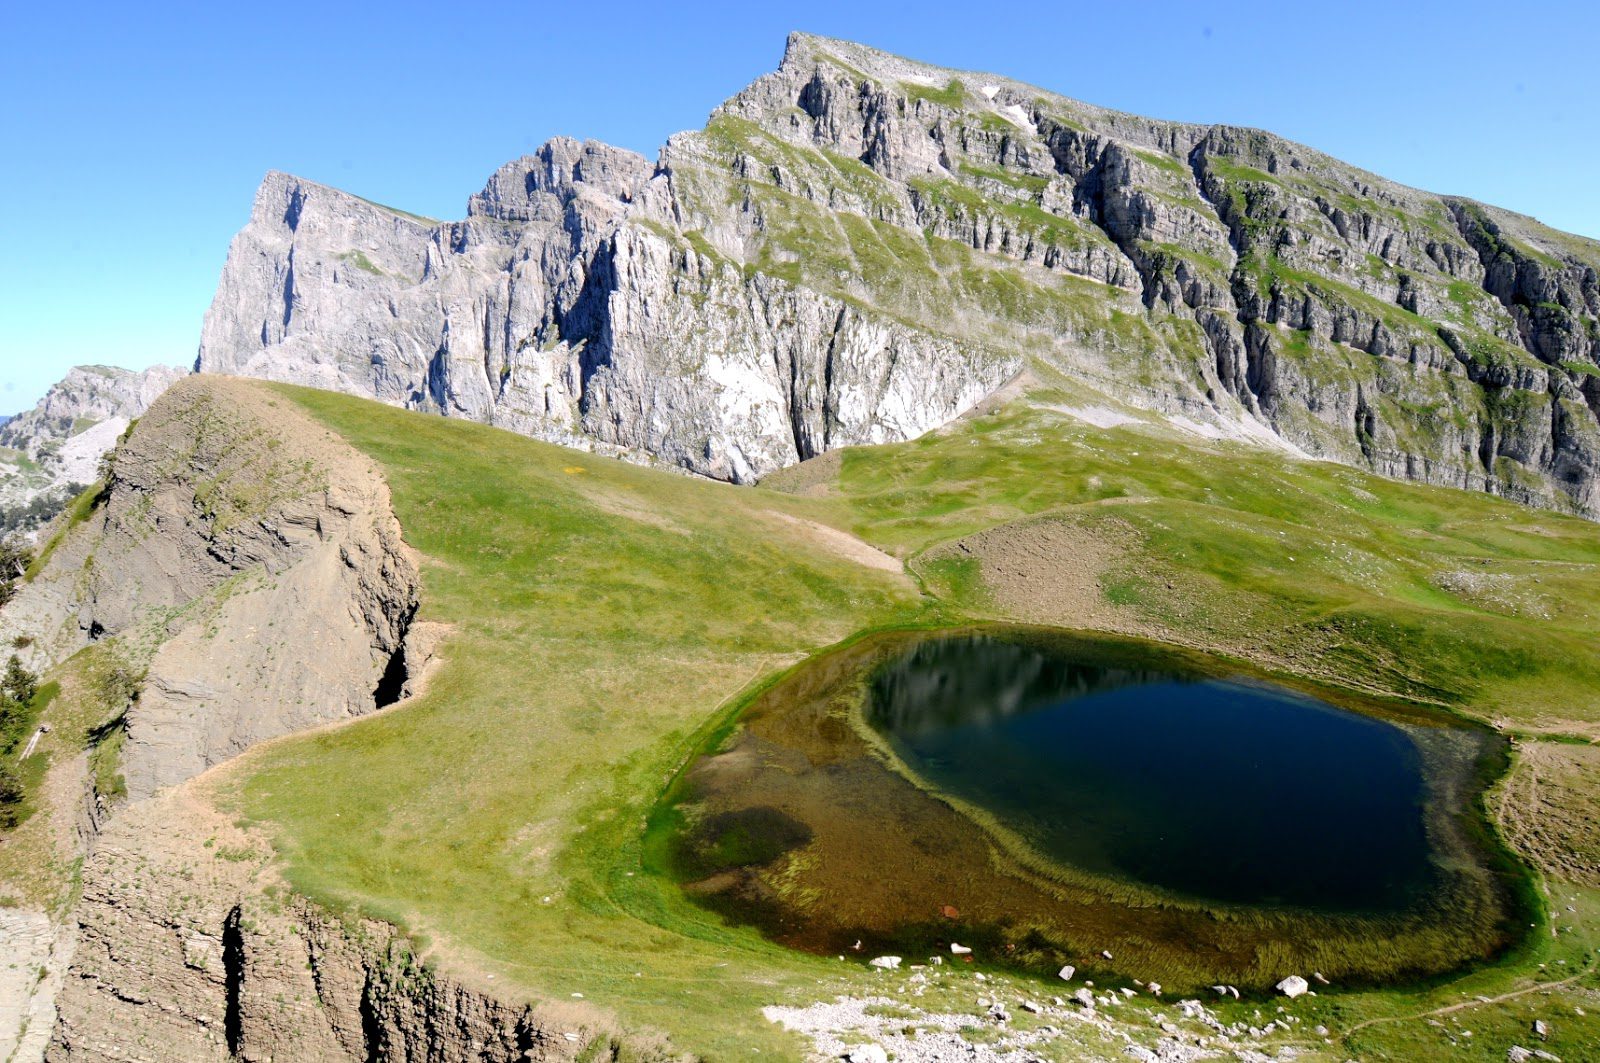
224,382,1600,1059
230,385,927,1057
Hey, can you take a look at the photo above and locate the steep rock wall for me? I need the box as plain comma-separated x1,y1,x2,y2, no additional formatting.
195,33,1600,515
197,134,1015,484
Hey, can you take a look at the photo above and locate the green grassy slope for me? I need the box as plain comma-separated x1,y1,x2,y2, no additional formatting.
232,385,929,1057
815,384,1600,735
227,382,1600,1060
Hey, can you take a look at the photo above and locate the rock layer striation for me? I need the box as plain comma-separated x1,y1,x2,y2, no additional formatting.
49,789,605,1063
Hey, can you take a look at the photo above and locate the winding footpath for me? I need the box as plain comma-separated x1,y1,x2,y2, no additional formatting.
1339,961,1594,1042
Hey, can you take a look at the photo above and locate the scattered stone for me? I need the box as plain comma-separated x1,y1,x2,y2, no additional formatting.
987,1002,1010,1023
868,956,902,970
1312,972,1329,985
1072,988,1096,1010
1057,965,1075,981
1147,982,1162,996
1120,988,1136,999
1101,950,1113,960
1275,976,1309,999
1314,1025,1329,1037
1021,1000,1040,1014
1534,1019,1550,1040
1508,1049,1533,1063
950,943,972,955
846,1045,887,1063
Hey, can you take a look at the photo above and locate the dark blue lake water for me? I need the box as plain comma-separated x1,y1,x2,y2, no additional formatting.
865,634,1435,911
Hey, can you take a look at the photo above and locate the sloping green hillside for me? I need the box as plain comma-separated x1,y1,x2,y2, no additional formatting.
228,382,1600,1060
811,380,1600,735
230,386,928,1058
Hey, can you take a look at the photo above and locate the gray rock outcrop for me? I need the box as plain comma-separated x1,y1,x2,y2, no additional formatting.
1275,975,1309,998
194,32,1600,516
1,375,418,798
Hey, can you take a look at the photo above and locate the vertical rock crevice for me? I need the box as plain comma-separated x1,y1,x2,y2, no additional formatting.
222,906,244,1057
358,972,385,1063
372,604,417,709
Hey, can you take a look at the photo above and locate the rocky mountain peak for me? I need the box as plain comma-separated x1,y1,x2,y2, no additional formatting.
185,34,1600,513
467,137,654,223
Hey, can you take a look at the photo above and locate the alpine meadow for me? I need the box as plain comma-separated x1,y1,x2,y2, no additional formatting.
2,29,1599,1063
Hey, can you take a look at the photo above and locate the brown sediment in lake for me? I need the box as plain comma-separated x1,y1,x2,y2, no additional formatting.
656,626,1532,990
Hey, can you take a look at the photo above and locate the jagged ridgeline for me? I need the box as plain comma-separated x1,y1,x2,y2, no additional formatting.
196,33,1600,513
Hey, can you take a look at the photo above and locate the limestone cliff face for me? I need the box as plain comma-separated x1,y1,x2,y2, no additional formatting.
1,376,418,798
197,130,1013,483
196,33,1600,515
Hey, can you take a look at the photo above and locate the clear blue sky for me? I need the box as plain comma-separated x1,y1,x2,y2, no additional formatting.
3,0,1595,414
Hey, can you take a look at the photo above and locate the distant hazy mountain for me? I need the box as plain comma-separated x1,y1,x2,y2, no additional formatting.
0,364,188,532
